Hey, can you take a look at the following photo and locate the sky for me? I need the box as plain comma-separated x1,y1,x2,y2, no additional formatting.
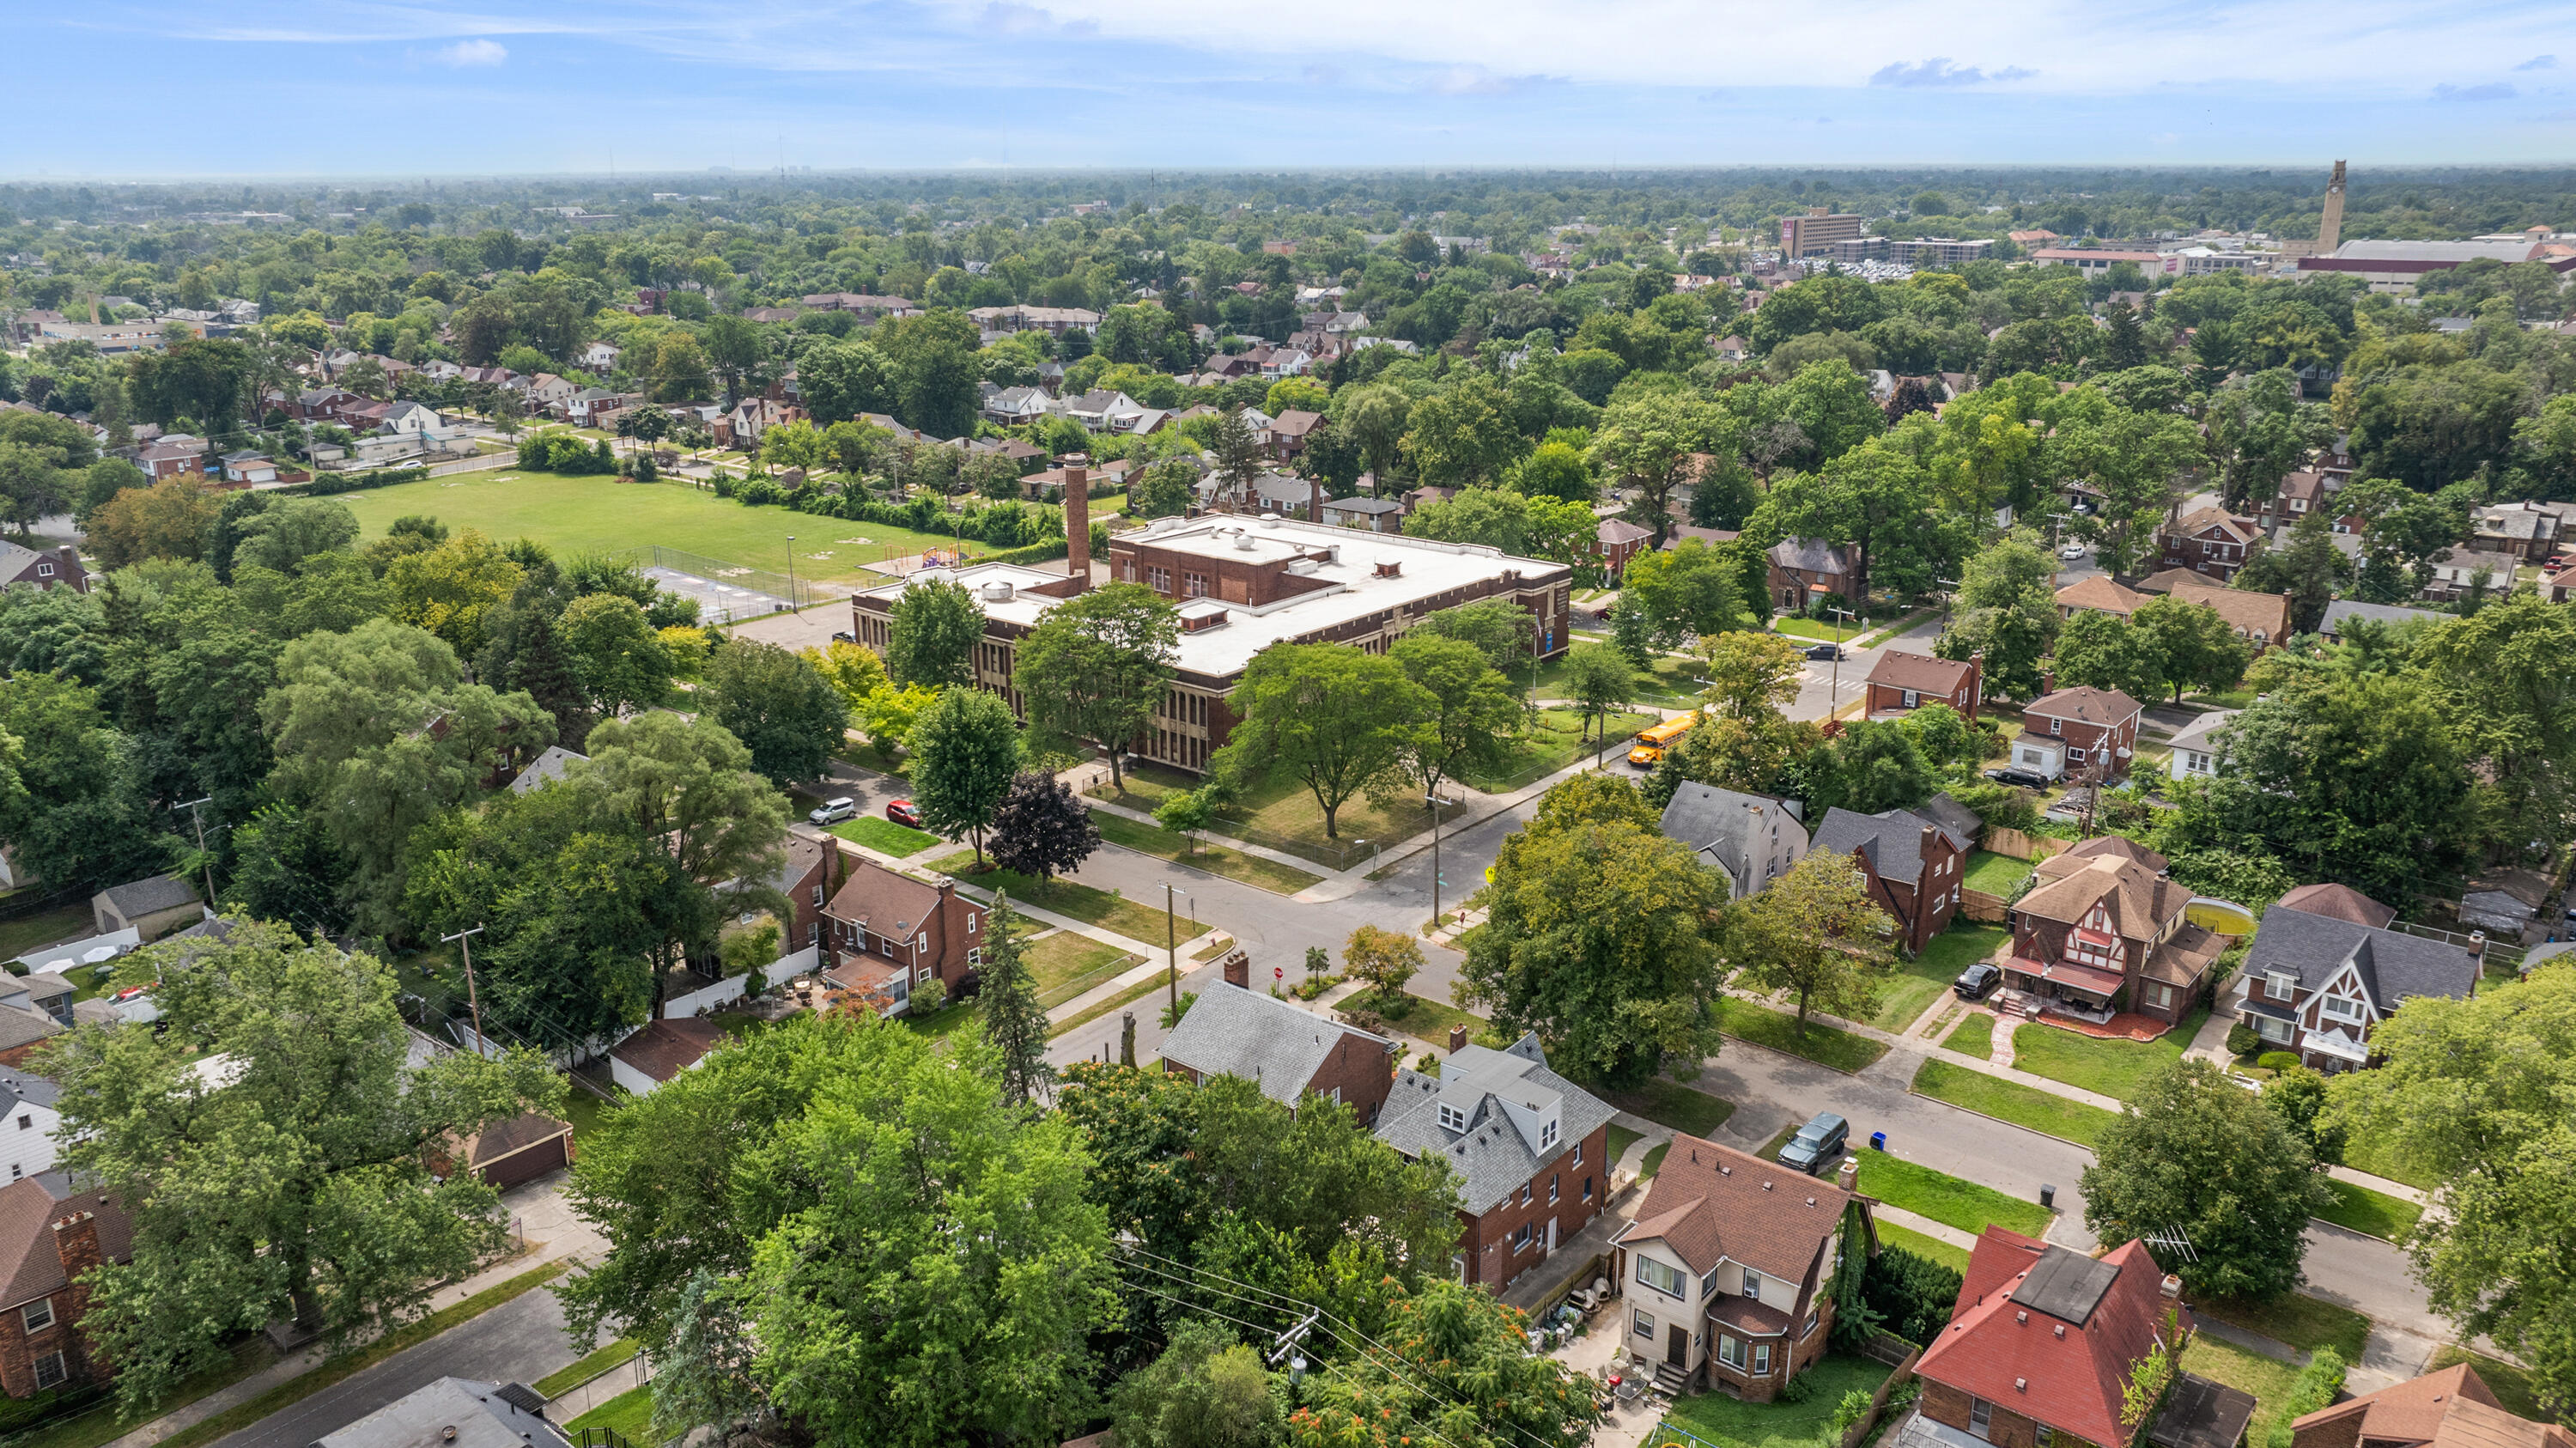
8,0,2575,176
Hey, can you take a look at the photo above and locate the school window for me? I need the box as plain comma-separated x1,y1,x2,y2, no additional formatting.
20,1299,51,1333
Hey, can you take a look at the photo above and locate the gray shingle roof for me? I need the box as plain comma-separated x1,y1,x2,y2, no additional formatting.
1917,794,1981,850
508,745,587,794
0,1068,58,1116
1374,1033,1615,1214
1811,806,1954,886
1767,537,1856,575
99,874,198,919
2245,903,2478,1013
2318,599,2445,636
316,1378,571,1448
1660,783,1795,893
1157,985,1392,1109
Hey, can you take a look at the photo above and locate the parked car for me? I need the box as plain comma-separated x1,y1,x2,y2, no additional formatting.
1777,1111,1850,1175
1984,765,2052,788
830,630,856,644
1954,962,2002,1001
1804,642,1844,662
886,799,924,829
809,796,858,825
2058,542,2088,560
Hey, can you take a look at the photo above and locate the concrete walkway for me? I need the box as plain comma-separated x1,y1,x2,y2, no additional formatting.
544,1353,648,1421
1872,1204,1977,1250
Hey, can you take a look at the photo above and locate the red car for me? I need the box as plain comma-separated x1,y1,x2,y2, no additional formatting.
886,800,923,829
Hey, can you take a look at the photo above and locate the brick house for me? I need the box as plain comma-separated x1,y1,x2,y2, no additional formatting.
1591,519,1654,582
1610,1135,1864,1400
1908,1231,2186,1448
2290,1361,2574,1448
0,1173,132,1398
1375,1034,1613,1292
1765,538,1860,613
1809,804,1972,954
2156,508,2262,583
819,858,987,1015
2003,837,2224,1027
1267,409,1324,461
2234,891,2477,1073
2470,501,2566,563
2012,687,2142,783
1157,973,1398,1126
0,545,87,595
1864,651,1981,722
767,837,834,953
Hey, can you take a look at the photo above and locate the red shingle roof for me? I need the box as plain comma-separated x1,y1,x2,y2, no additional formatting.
1866,650,1976,697
1917,1232,2182,1448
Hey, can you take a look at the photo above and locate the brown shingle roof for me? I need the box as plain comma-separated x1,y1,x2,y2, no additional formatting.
0,1174,131,1312
2056,575,2148,616
1865,650,1976,697
2132,568,2208,595
2170,507,2259,545
2275,883,2397,929
609,1018,724,1084
2025,685,2142,727
2292,1362,2576,1448
824,860,944,943
1617,1134,1852,1287
2169,582,2291,642
2019,851,2190,943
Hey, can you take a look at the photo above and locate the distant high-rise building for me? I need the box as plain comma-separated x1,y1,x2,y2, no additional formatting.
1781,206,1866,258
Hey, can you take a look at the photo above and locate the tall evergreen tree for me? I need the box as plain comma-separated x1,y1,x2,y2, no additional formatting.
978,895,1053,1108
508,604,587,745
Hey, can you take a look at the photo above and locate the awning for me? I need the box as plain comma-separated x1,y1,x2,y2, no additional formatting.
2302,1029,2369,1063
2073,927,2116,948
2041,959,2128,998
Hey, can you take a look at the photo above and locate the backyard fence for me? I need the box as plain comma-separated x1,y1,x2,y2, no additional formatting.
641,544,825,610
1959,889,2011,924
1983,829,2064,862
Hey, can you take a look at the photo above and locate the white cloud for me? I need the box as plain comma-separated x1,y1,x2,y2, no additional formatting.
2514,53,2556,70
434,38,507,64
2433,81,2515,100
1868,58,2034,87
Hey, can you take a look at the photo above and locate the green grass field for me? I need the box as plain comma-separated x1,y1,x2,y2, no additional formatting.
831,815,941,857
1092,761,1437,870
1945,1014,1997,1060
1639,1142,1670,1178
1662,1355,1893,1448
1911,1059,2120,1147
327,469,958,583
1048,972,1170,1038
1855,1152,2052,1238
0,904,93,963
1593,1075,1737,1139
2194,1293,2371,1360
927,851,1212,945
566,1384,658,1444
1348,989,1490,1048
1771,617,1863,642
2315,1177,2424,1240
1874,926,2008,1031
2008,1008,2208,1102
1874,1222,1971,1274
1460,707,1658,787
533,1339,640,1398
1607,1123,1643,1166
1962,850,2038,895
1088,809,1324,895
1024,931,1145,1005
1723,999,1890,1073
2179,1335,2301,1448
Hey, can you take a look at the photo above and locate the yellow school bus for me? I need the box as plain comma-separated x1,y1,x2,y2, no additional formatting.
1627,712,1699,769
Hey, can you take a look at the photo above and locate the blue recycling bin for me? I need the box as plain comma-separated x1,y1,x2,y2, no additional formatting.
1870,1130,1886,1152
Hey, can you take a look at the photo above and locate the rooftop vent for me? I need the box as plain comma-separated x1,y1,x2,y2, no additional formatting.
1285,558,1319,575
2016,1311,2028,1324
981,581,1016,604
1259,514,1282,528
2054,1324,2066,1339
2015,1378,2028,1393
1232,530,1259,552
1374,557,1402,578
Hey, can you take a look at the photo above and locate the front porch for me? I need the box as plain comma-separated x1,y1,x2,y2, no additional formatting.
1997,952,2126,1028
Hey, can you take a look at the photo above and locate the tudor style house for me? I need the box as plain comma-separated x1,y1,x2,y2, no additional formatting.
1612,1135,1865,1402
1158,970,1399,1126
2003,837,2223,1027
1658,783,1808,901
1810,802,1973,953
1905,1232,2189,1448
818,858,987,1016
2235,891,2478,1073
1374,1034,1613,1291
2156,507,2263,583
1864,651,1982,722
1765,538,1861,613
2010,686,2143,783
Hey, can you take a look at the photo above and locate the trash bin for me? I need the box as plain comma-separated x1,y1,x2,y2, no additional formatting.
1870,1130,1886,1152
2040,1183,2057,1208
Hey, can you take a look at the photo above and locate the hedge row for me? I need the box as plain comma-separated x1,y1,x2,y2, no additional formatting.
289,465,432,496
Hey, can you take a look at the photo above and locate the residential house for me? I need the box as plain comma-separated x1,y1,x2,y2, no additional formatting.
137,437,206,481
0,545,86,595
2271,883,2396,929
316,1378,572,1448
1375,1034,1613,1291
2172,583,2292,651
565,389,640,428
1905,1232,2189,1448
1267,409,1324,460
2012,686,2143,783
768,836,833,953
1611,1135,1862,1400
2289,1362,2574,1448
2237,891,2477,1072
2054,574,2150,621
1319,496,1406,532
2251,472,2359,535
1157,968,1398,1125
0,979,70,1034
606,1017,725,1096
2470,501,2564,562
0,1173,133,1398
2458,867,2553,942
577,341,623,374
2318,599,2445,640
1658,783,1807,901
91,875,200,942
449,1113,574,1189
981,385,1058,427
1810,804,1972,954
289,386,360,421
0,1070,63,1185
520,374,580,413
2166,709,2236,782
2004,837,2221,1026
0,1009,60,1071
2419,548,2523,602
1592,519,1654,581
1864,651,1981,722
819,857,987,1015
1765,538,1860,612
2156,508,2263,582
1060,390,1149,435
713,397,800,449
217,451,277,485
741,307,799,324
2131,568,2212,595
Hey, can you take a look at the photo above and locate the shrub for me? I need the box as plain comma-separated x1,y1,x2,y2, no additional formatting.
2227,1022,2262,1057
2257,1050,2302,1072
1862,1245,1965,1347
2263,1348,2347,1448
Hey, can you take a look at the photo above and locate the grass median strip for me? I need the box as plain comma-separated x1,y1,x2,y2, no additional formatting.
1853,1152,2052,1238
830,816,940,857
2314,1177,2423,1241
928,852,1211,944
1722,999,1889,1073
1592,1075,1736,1139
534,1338,640,1398
155,1261,572,1448
1088,811,1325,895
1048,971,1169,1038
1910,1058,2119,1148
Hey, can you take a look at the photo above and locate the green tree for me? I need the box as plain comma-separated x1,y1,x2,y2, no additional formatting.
1512,438,1597,502
978,894,1053,1106
1755,438,1951,604
1403,372,1527,489
2052,609,2165,703
1589,392,1710,543
2233,511,2353,636
385,526,526,663
1459,774,1727,1087
2261,1068,2346,1166
1215,643,1429,840
2132,595,2255,704
1133,457,1196,518
51,922,562,1412
1805,718,1940,815
1732,847,1897,1029
2082,1059,2330,1301
558,593,672,718
798,338,896,423
1619,537,1748,646
1937,532,2063,699
2414,593,2576,860
1391,632,1521,803
1343,922,1425,1002
1152,787,1216,857
1011,581,1179,788
1562,641,1637,745
908,684,1023,864
232,496,361,575
1109,1321,1283,1448
1286,1279,1602,1448
885,574,983,688
698,640,848,783
1413,599,1539,676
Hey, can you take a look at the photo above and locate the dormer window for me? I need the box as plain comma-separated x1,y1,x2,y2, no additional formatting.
2321,995,2362,1021
1540,1119,1558,1150
1437,1103,1467,1133
2266,970,2296,999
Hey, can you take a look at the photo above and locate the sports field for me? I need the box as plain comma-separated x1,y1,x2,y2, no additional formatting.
326,470,965,586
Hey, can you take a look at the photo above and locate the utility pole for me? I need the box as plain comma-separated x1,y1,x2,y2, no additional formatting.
177,795,217,907
786,533,797,611
441,925,487,1049
1828,605,1856,720
1164,885,1190,1008
1935,576,1961,630
1428,791,1450,929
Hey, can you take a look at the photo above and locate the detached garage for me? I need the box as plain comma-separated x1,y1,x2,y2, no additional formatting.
462,1113,575,1189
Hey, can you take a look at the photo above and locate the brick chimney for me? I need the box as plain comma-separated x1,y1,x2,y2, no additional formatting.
1064,465,1091,594
1448,1023,1469,1053
1222,951,1249,989
1837,1157,1859,1194
1310,477,1326,524
51,1205,106,1373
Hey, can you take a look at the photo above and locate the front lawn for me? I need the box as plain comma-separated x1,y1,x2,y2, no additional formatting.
927,852,1212,945
1944,1014,1997,1060
2178,1335,2300,1448
566,1384,658,1444
1872,927,2008,1031
1531,649,1705,708
1607,1123,1643,1167
1874,1222,1971,1274
830,815,941,857
1088,809,1324,895
1772,617,1863,642
1024,931,1145,1007
2007,1007,2209,1102
1592,1075,1737,1139
1722,999,1890,1073
1457,707,1657,789
1090,761,1437,870
1048,972,1171,1039
1346,989,1490,1049
1910,1059,2120,1147
2193,1294,2370,1360
2339,1129,2436,1191
1853,1151,2053,1238
2315,1177,2423,1241
1962,850,2038,895
1662,1354,1893,1448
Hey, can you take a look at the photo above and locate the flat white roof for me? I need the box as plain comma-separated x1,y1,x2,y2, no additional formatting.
854,516,1568,678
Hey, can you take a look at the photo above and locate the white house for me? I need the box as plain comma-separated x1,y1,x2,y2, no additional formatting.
2166,709,2237,782
578,341,623,374
0,1070,64,1185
